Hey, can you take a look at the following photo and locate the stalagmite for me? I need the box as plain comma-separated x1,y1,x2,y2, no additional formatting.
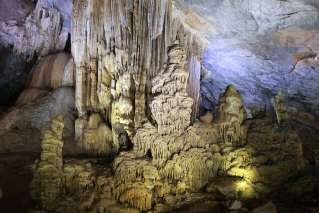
150,43,193,135
272,91,288,125
30,116,64,210
72,0,204,150
217,85,248,147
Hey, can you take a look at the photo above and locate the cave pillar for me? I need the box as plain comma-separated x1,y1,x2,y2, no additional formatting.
72,0,203,156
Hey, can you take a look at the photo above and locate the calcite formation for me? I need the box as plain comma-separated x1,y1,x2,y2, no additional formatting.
150,43,193,135
28,84,305,212
272,91,288,125
16,53,74,105
31,116,64,210
217,85,248,147
72,0,204,155
111,44,219,210
76,113,114,156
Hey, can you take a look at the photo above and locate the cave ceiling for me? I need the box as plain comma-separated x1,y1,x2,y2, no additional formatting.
1,0,319,116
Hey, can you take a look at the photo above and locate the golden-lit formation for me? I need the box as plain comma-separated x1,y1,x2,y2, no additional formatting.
0,0,318,212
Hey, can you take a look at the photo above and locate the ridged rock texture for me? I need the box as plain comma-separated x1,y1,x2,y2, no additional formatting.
217,85,248,147
0,0,68,60
28,81,306,212
76,113,114,156
72,0,203,155
31,116,64,210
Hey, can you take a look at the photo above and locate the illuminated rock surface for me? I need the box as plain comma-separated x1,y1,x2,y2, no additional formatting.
0,0,318,212
31,116,65,210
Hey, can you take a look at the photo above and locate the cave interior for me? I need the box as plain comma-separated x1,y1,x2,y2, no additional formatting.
0,0,319,212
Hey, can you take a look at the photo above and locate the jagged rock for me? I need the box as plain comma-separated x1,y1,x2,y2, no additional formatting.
30,116,64,210
252,201,277,213
150,43,193,135
110,43,219,211
0,0,68,60
217,85,248,147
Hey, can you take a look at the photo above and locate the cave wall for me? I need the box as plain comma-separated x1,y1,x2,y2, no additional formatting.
179,0,319,117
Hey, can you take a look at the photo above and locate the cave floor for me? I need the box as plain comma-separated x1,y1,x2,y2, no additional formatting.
0,151,318,213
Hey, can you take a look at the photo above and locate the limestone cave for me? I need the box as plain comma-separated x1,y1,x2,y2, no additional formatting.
0,0,319,212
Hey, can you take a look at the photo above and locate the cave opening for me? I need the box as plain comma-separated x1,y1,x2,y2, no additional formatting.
64,33,71,53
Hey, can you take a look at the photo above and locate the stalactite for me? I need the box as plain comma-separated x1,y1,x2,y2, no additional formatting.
72,0,204,149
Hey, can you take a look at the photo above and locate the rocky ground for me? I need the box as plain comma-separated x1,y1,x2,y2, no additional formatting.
0,151,318,212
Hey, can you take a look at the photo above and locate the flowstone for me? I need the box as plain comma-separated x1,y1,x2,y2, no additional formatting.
76,113,114,156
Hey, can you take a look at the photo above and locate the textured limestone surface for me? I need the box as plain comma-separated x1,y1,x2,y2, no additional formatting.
28,85,307,213
0,0,318,212
31,116,65,210
0,0,68,60
28,42,307,212
72,0,204,155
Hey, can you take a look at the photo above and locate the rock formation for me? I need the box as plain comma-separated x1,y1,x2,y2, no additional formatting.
150,43,193,135
0,0,68,60
272,91,288,126
0,88,75,153
16,53,74,106
72,0,204,156
31,116,64,210
76,113,114,156
217,85,248,147
0,0,318,212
